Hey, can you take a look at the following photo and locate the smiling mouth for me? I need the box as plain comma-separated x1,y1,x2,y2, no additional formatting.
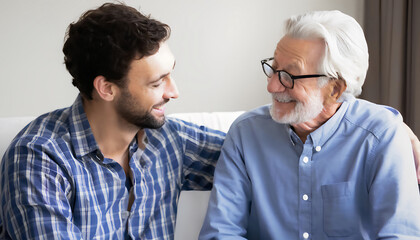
273,97,296,103
272,93,296,103
153,105,165,113
275,99,296,103
152,100,169,113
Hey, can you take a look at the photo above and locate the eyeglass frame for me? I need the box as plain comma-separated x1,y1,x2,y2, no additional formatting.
261,57,327,89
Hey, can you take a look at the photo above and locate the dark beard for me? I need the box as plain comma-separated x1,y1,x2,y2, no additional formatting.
116,88,166,129
121,108,165,129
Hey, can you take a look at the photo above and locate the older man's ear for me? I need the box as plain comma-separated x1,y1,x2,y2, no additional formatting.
324,78,347,105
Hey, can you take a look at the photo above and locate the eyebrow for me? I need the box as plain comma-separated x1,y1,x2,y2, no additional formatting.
273,48,303,74
282,62,302,74
150,60,176,83
272,58,300,72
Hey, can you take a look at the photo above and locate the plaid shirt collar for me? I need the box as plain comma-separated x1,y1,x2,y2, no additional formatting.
68,95,141,161
68,95,100,158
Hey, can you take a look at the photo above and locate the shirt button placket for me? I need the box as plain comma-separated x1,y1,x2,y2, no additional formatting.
299,144,312,240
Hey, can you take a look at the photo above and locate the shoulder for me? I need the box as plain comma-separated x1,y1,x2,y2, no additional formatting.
343,98,402,139
19,108,70,140
230,105,273,129
5,108,72,160
1,108,74,192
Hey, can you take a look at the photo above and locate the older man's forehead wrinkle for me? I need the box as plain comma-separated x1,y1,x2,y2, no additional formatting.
274,44,306,73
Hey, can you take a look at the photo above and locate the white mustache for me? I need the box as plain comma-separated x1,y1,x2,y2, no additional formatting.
272,93,295,102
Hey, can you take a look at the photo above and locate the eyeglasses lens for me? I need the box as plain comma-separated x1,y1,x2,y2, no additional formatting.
279,72,293,88
262,63,274,77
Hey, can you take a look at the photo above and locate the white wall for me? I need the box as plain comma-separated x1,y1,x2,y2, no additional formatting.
0,0,364,117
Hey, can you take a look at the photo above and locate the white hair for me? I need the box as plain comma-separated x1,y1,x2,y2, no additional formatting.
284,10,369,98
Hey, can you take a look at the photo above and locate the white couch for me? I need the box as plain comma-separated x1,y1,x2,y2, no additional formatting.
0,111,244,240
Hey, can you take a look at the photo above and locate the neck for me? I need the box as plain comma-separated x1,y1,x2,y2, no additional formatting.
291,102,342,143
83,98,143,160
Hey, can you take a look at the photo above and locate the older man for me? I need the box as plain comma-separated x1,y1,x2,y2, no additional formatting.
199,10,420,239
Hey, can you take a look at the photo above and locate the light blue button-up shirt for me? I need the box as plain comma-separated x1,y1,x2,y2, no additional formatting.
200,97,420,239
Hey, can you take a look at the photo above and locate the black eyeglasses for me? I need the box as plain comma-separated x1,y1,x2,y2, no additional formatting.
261,57,326,89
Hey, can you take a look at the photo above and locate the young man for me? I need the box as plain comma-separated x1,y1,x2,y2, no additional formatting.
200,10,420,239
0,3,224,239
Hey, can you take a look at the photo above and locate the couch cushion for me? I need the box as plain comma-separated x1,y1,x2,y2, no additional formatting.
168,111,244,133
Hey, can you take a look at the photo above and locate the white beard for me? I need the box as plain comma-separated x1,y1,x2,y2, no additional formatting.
270,89,324,124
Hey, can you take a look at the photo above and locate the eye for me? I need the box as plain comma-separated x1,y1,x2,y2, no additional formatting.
151,79,164,88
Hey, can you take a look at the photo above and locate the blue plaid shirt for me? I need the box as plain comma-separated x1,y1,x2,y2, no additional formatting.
0,95,225,239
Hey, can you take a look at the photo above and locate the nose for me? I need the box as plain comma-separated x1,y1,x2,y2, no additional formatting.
163,76,179,99
266,75,286,93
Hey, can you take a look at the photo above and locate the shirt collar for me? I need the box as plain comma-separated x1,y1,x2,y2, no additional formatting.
68,95,100,158
68,95,150,161
308,96,354,147
286,96,355,147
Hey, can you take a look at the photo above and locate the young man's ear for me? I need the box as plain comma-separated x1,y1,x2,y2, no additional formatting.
92,76,117,101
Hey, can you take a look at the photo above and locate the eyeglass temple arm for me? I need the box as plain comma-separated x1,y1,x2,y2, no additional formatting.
292,74,326,79
261,57,274,64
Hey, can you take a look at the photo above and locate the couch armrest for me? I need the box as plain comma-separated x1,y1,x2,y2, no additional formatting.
168,111,244,133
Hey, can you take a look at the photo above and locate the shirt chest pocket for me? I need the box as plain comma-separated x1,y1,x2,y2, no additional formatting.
321,181,357,237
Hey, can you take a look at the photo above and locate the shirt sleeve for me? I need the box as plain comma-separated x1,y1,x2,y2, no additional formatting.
0,137,83,239
367,119,420,237
199,127,251,239
170,118,226,191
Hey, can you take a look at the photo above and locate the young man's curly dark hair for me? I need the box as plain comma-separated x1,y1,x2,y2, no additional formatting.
63,3,171,99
